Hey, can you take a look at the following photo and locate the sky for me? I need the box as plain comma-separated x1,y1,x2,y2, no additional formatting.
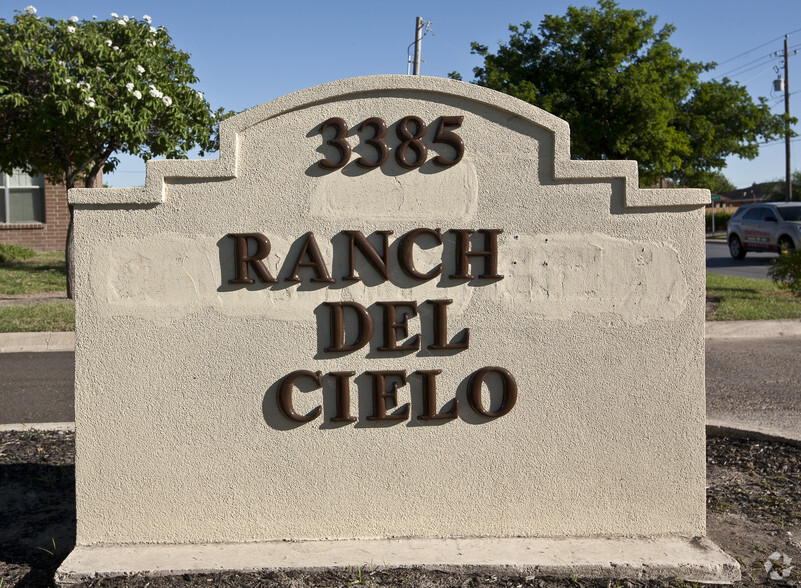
3,0,801,190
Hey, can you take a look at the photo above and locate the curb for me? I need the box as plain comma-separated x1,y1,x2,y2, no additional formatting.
704,318,801,339
0,421,75,432
706,419,801,447
0,331,74,353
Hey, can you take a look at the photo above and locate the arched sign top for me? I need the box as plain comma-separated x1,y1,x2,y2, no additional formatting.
70,75,708,209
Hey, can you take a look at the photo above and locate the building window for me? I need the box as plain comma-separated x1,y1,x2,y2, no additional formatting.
1,169,45,223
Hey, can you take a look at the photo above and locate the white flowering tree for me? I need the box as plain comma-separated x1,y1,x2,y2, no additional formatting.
0,7,230,295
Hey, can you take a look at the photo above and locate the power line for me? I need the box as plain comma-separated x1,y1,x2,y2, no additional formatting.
713,54,775,80
712,27,801,69
762,138,801,147
742,66,775,84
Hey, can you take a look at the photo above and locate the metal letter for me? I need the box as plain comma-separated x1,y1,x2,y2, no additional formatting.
227,233,277,284
366,370,409,421
466,367,517,418
329,371,357,423
342,230,392,282
377,301,420,352
399,228,443,281
277,370,322,423
426,299,469,351
449,229,504,279
323,302,373,353
416,369,458,421
285,232,336,283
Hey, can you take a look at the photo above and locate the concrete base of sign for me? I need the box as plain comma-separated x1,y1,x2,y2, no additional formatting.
56,536,740,586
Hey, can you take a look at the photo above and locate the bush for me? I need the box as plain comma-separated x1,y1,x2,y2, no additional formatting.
768,250,801,296
706,209,735,233
0,243,36,263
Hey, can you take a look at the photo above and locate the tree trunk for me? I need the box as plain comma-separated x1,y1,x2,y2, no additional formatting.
64,166,103,299
65,204,75,299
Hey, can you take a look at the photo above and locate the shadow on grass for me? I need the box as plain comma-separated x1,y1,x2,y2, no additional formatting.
2,259,67,276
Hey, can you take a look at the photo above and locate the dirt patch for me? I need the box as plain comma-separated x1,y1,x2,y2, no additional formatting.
1,431,800,587
706,296,721,316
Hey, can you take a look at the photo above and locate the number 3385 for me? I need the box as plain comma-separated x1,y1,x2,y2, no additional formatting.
318,115,464,170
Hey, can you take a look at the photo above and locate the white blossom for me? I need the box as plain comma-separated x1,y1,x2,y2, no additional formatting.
162,95,172,107
143,14,152,23
111,12,119,18
66,26,75,33
195,91,204,100
133,90,142,100
146,39,155,47
148,85,163,99
77,81,91,91
69,15,79,22
65,77,71,84
24,5,36,14
58,60,66,66
104,39,112,46
112,45,120,52
123,15,129,22
84,96,96,108
150,26,157,34
136,65,145,74
92,15,97,20
117,19,126,25
125,82,134,91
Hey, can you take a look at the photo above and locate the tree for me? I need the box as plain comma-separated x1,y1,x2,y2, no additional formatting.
686,171,735,195
0,7,230,296
455,0,787,188
763,170,801,201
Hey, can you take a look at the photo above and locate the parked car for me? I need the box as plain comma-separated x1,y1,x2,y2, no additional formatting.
727,202,801,259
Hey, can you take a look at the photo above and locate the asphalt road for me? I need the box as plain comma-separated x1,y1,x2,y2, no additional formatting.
706,335,801,440
0,351,74,423
706,240,775,280
2,341,800,442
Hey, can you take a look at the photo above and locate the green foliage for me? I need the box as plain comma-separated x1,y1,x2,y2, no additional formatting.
0,243,35,263
461,0,787,186
683,170,735,194
762,170,801,201
705,208,735,233
768,250,801,296
0,8,232,189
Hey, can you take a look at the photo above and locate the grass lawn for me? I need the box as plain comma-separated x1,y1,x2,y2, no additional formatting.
1,250,74,332
706,272,801,321
0,251,67,295
0,302,75,333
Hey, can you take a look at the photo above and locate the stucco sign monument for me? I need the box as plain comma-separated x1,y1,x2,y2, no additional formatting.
58,76,738,584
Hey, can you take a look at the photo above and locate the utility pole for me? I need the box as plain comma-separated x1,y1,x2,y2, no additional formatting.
413,17,423,75
784,35,792,202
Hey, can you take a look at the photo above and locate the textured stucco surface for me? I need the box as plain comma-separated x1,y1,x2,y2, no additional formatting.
70,75,708,546
56,536,740,586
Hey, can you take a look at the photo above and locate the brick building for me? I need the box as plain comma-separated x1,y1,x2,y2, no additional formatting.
0,169,100,252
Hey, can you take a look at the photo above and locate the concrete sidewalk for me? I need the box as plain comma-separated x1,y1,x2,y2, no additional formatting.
3,319,801,353
0,331,75,353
